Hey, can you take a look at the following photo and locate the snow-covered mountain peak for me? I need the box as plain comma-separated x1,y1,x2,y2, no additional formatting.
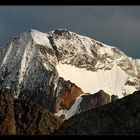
28,29,50,46
0,29,140,118
27,28,126,66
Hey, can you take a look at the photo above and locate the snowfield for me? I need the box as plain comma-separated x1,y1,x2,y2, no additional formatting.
56,63,137,98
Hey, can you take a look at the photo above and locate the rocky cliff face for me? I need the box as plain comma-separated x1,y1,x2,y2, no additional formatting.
54,77,83,112
55,89,111,119
77,90,110,114
0,89,62,135
55,90,140,135
0,89,16,134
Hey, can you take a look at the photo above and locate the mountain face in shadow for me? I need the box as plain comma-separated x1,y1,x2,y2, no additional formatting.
0,89,62,135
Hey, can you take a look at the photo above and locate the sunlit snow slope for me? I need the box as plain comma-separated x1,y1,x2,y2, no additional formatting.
56,63,137,98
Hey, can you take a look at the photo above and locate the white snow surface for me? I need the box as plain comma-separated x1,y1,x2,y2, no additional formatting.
30,29,50,46
56,63,137,98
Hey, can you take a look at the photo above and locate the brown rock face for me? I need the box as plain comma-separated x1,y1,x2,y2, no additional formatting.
14,99,62,135
0,89,16,135
90,90,110,107
59,84,83,109
0,89,63,135
54,77,83,112
77,90,110,114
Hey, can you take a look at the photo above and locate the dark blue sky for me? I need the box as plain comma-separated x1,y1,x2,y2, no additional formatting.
0,6,140,58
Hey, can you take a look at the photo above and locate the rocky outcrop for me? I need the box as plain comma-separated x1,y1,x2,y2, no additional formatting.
54,77,83,112
55,90,140,135
14,100,62,135
0,89,62,135
77,90,110,114
111,94,118,102
0,89,16,135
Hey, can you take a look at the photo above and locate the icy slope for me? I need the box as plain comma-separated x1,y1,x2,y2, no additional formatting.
56,63,137,98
